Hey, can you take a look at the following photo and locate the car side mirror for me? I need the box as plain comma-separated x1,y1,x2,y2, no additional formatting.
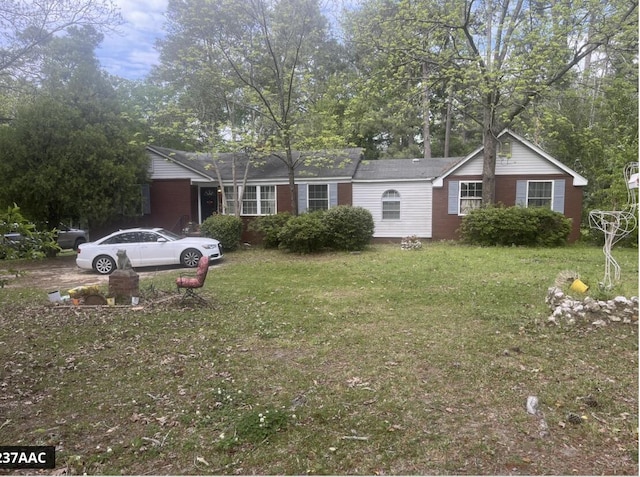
157,238,167,243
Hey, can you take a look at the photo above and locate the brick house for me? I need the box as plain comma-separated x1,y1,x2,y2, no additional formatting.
115,130,586,243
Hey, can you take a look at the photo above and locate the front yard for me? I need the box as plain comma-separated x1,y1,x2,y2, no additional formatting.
0,244,637,475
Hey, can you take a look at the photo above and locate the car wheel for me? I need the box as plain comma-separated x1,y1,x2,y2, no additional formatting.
73,238,86,250
93,255,116,275
181,248,202,268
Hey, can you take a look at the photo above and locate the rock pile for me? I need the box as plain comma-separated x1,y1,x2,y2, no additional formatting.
546,287,638,327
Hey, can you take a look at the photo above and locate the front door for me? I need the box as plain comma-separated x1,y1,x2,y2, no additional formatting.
200,187,218,222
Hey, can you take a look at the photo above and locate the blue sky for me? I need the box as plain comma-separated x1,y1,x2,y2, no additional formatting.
96,0,168,80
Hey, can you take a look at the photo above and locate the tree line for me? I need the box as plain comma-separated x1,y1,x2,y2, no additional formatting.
0,0,637,230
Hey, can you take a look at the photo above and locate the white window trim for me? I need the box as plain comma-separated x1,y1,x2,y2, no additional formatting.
224,185,277,216
382,190,401,220
526,180,554,209
458,181,483,216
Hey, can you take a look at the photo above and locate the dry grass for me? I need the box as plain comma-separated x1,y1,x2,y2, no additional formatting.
0,243,637,475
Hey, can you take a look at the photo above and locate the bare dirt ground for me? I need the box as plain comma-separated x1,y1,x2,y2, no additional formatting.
1,253,186,292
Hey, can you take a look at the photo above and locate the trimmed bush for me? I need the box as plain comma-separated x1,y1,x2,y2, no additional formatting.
323,205,374,251
459,206,571,246
200,214,243,252
249,212,292,248
278,211,328,254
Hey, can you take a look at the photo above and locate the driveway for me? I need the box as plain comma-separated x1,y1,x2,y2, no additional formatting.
1,254,191,292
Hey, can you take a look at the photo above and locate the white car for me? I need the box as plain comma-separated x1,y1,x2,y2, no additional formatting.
76,227,223,275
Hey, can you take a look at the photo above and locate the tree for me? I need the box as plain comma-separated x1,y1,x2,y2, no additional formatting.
156,0,347,215
344,0,457,159
347,0,637,203
444,0,637,204
0,26,148,229
0,0,120,86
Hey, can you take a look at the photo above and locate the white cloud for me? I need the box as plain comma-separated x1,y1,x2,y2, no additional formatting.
96,0,168,80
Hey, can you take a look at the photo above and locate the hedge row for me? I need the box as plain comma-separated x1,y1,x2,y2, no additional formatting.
458,206,571,247
252,206,375,253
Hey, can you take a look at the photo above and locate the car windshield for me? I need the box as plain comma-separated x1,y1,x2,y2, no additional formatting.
157,229,183,241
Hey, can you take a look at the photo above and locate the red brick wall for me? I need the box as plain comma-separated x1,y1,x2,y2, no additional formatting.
148,179,193,232
433,174,583,242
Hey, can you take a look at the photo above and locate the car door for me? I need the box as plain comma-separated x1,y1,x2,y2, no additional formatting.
137,231,173,266
100,231,143,266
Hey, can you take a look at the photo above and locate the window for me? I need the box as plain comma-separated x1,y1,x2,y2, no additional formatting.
139,232,161,242
222,185,276,215
382,190,400,220
498,141,512,158
242,186,258,215
259,186,276,215
308,184,329,211
102,232,140,244
223,186,236,215
459,181,483,215
527,181,552,208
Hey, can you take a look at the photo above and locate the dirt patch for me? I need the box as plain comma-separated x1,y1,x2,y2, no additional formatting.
1,254,187,292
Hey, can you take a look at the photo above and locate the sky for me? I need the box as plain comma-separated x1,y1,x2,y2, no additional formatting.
96,0,169,80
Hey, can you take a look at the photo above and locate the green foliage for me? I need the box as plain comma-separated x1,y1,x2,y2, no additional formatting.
252,207,374,252
249,212,292,248
0,27,149,229
459,206,571,247
200,214,243,252
0,204,60,260
278,211,328,254
323,206,374,251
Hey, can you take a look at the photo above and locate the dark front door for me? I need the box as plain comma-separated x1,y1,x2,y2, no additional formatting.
200,187,218,222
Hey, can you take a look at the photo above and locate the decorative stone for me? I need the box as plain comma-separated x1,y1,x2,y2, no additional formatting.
546,286,639,327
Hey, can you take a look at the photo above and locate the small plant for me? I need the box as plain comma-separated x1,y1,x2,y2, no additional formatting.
200,214,243,251
218,406,290,448
401,235,423,250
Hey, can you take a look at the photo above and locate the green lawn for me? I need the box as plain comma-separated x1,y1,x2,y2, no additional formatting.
0,243,637,475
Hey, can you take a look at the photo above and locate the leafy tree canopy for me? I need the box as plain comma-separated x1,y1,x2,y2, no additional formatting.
0,26,148,229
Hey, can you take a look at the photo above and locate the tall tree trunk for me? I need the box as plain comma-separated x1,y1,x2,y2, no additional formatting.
422,61,432,160
444,87,452,158
482,92,497,205
283,129,298,215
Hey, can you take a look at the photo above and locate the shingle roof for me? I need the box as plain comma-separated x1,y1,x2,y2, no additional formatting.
148,146,364,181
353,157,463,181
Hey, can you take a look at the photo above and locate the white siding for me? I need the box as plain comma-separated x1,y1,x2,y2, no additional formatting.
149,152,210,181
353,182,432,238
456,142,562,176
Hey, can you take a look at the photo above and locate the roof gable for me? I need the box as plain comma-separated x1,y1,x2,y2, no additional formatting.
432,130,588,187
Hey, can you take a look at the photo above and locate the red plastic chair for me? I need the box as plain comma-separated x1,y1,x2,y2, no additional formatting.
176,255,210,303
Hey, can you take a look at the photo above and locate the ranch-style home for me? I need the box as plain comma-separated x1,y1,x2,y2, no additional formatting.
133,130,586,243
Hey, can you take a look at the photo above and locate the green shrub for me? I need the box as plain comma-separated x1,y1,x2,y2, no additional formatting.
0,204,60,260
200,214,243,252
249,212,292,248
323,205,374,251
278,211,328,254
459,206,571,246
